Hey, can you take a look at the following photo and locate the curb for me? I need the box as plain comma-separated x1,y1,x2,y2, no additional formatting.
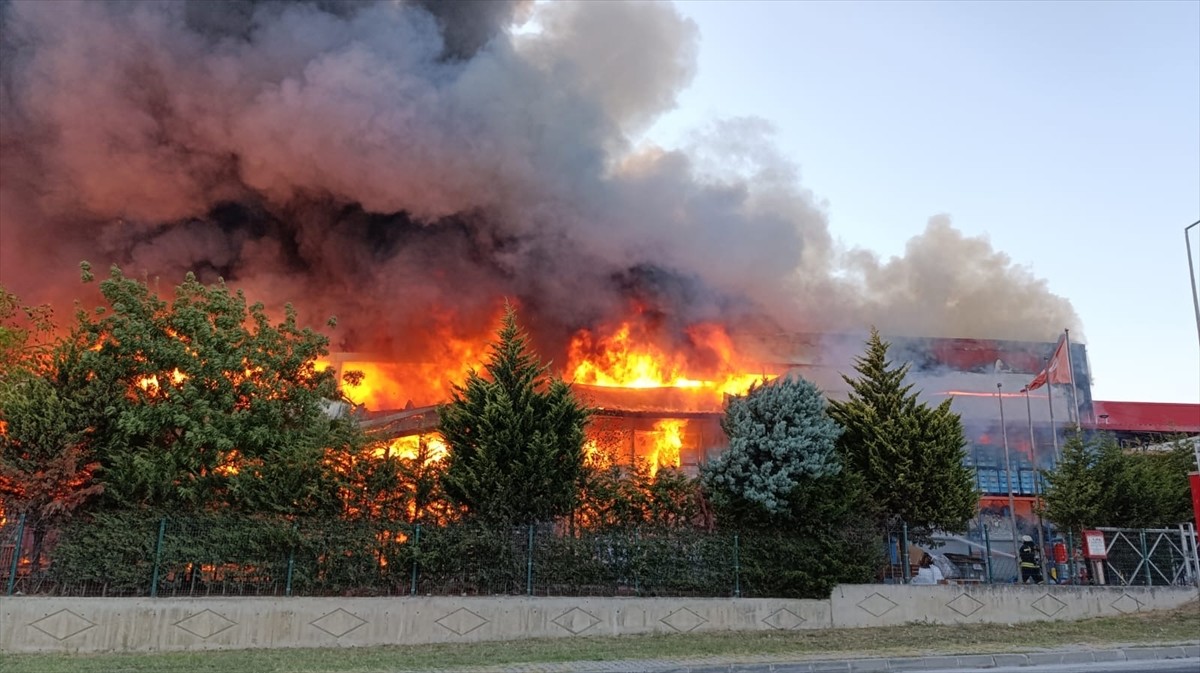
477,645,1200,672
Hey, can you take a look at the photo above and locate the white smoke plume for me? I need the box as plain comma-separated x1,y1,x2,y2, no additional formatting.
0,0,1079,367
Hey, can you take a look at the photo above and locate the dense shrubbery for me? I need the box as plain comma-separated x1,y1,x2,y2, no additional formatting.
45,511,854,598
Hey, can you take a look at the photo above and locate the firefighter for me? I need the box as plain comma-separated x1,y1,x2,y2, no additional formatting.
1018,534,1044,584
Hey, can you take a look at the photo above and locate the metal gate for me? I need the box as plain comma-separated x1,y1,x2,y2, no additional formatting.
1096,524,1200,587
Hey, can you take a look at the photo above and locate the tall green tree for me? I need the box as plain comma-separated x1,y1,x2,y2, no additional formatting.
702,375,878,597
1043,432,1196,530
0,286,103,568
826,328,977,539
702,376,842,518
439,304,590,524
1038,432,1104,533
54,264,360,514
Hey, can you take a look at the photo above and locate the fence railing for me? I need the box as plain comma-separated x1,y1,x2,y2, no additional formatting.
4,513,1195,597
1096,525,1200,588
0,513,883,599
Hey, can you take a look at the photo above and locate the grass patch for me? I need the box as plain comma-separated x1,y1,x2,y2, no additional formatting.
3,602,1197,673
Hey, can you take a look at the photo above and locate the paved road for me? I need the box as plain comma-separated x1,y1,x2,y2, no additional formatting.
942,660,1200,673
446,647,1200,673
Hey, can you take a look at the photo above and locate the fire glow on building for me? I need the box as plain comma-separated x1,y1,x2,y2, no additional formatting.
321,305,782,477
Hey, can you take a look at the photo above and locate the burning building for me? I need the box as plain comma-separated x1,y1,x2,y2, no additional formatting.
0,0,1110,514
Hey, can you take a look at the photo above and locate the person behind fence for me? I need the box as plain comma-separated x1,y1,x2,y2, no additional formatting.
913,553,944,585
1019,534,1044,584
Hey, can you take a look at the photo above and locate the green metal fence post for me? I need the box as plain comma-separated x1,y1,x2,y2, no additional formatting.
410,524,421,597
631,529,641,597
6,513,25,596
1140,529,1152,586
733,534,741,598
983,525,993,584
525,524,535,596
150,518,166,598
900,522,910,584
1067,530,1076,586
284,521,297,597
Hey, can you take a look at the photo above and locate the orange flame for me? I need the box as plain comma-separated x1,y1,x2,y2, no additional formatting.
135,368,188,397
382,433,449,465
641,419,685,477
317,336,490,410
566,320,771,398
214,450,241,476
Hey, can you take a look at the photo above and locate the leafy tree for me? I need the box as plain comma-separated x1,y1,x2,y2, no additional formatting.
0,285,54,385
53,264,359,514
826,328,977,539
702,376,842,518
1043,432,1197,530
0,287,103,567
439,304,590,525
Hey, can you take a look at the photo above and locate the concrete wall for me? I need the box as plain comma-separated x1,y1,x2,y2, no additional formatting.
1,585,1195,654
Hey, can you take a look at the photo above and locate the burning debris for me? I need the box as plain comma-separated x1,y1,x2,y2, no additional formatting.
0,0,1079,428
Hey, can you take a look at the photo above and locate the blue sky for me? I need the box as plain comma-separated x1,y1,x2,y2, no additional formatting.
643,0,1200,404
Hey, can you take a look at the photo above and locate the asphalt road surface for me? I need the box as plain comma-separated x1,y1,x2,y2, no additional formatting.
932,659,1199,673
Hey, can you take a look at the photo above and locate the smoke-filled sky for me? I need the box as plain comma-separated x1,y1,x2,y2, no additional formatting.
0,0,1194,403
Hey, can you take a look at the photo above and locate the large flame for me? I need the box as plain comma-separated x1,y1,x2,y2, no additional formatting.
317,311,495,409
566,319,771,398
643,419,685,477
383,434,449,464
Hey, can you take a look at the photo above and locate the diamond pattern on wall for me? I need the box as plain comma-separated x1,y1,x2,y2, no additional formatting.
552,607,600,635
174,609,237,639
761,608,806,630
29,609,96,641
660,607,707,633
856,592,898,617
435,607,489,636
1032,593,1067,618
310,608,367,638
1110,593,1143,614
946,593,985,617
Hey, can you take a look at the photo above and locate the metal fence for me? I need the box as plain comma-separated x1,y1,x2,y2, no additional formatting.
0,513,869,599
4,513,1195,597
1096,525,1200,588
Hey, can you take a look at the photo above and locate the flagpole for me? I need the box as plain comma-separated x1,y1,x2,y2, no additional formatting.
1027,387,1049,582
1045,355,1059,463
1063,329,1080,429
998,382,1021,570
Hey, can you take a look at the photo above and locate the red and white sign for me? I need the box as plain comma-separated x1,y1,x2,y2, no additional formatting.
1082,530,1107,559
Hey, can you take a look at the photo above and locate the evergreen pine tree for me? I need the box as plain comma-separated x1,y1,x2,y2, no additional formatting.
826,328,977,539
702,376,842,517
439,304,590,524
1040,432,1103,533
1042,433,1196,530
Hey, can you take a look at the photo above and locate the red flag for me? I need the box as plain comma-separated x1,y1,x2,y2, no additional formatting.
1024,335,1071,391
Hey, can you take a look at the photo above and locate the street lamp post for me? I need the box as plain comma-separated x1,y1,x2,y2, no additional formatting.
1188,220,1200,472
997,383,1021,574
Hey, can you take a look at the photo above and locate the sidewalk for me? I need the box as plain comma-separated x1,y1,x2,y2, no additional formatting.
455,645,1200,673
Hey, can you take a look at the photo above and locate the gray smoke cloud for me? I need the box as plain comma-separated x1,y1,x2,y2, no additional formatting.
0,0,1079,372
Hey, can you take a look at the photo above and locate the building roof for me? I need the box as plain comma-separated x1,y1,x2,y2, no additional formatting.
1089,400,1200,434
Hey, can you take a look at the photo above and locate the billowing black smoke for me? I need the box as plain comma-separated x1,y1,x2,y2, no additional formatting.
0,0,1078,364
